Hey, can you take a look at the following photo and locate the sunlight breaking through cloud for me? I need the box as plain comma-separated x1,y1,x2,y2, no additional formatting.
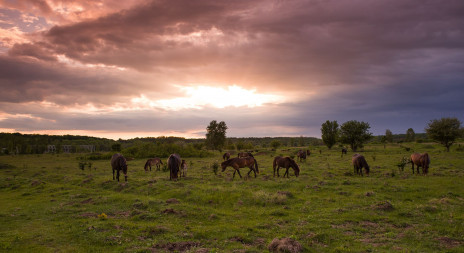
132,85,286,110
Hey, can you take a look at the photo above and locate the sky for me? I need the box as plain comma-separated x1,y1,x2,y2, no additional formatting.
0,0,463,140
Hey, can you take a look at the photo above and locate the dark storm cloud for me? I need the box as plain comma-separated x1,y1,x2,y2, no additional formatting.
1,0,464,137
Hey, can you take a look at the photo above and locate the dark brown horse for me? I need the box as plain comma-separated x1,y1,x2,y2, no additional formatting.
297,150,306,162
111,153,128,182
144,157,163,171
223,152,231,161
237,152,253,158
341,148,347,156
410,152,430,175
180,159,188,177
352,154,370,176
273,156,300,178
306,150,311,156
167,153,181,180
221,157,259,179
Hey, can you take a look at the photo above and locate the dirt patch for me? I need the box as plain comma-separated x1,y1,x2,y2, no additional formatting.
80,198,94,204
166,198,180,204
268,237,303,253
195,248,210,253
372,201,394,211
437,237,462,248
365,191,375,197
277,191,294,198
162,208,179,214
153,241,200,252
79,212,97,218
31,180,43,187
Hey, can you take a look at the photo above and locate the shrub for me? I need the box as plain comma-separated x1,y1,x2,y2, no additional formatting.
211,162,219,175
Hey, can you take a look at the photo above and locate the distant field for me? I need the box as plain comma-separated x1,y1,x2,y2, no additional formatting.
0,143,463,252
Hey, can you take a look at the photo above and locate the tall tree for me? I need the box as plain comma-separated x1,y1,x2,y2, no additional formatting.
425,117,462,152
321,120,339,149
405,128,415,142
205,120,228,151
339,120,373,151
385,129,393,143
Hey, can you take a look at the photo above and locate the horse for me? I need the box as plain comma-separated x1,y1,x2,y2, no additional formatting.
144,157,163,171
352,154,370,176
297,150,306,162
180,159,188,177
273,156,300,178
306,150,311,156
111,153,128,182
221,157,259,179
341,148,347,156
237,152,253,158
410,152,430,175
167,153,182,180
223,152,231,161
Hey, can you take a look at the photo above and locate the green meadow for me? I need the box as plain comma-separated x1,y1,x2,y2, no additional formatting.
0,143,463,252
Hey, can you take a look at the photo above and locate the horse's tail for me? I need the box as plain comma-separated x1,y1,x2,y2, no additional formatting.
144,160,150,171
272,158,277,171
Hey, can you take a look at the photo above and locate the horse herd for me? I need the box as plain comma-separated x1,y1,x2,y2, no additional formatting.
110,150,431,182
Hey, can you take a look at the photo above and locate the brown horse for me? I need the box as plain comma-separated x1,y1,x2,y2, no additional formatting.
410,153,430,175
221,157,259,179
341,148,347,156
297,150,306,162
223,152,231,161
237,152,253,158
144,157,163,171
111,153,128,182
352,154,370,176
306,150,311,156
167,153,181,180
273,156,300,178
180,159,188,177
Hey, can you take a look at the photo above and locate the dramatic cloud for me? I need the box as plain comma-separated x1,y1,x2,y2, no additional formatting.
1,0,463,139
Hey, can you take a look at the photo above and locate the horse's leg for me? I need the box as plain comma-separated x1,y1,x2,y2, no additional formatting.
360,166,363,176
236,169,242,178
124,172,127,182
353,165,357,175
116,170,120,182
411,163,415,174
233,170,236,179
113,169,115,180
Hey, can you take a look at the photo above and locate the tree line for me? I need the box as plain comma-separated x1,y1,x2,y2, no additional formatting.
321,117,463,152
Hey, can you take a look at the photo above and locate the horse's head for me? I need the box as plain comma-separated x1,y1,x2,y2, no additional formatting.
364,164,370,176
221,161,228,172
292,160,300,177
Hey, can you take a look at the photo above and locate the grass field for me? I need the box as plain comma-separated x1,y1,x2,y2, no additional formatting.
0,143,463,252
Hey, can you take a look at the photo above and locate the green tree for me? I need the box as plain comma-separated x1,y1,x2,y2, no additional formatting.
339,120,372,151
111,143,121,152
425,117,462,152
270,140,281,150
205,120,228,151
405,128,415,142
321,120,339,149
385,129,393,143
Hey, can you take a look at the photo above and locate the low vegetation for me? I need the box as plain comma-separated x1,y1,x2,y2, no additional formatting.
0,142,463,252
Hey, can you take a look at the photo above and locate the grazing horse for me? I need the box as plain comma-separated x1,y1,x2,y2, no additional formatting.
352,154,370,176
180,159,188,177
273,156,300,178
297,150,307,162
221,157,259,179
341,148,347,156
167,153,182,180
410,153,430,175
306,150,311,156
111,153,128,182
237,152,253,158
223,152,231,161
144,157,163,171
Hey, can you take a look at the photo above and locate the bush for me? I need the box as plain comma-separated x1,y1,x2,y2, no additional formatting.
211,162,219,175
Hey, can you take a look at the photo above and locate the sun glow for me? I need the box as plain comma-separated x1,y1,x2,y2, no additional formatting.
132,85,285,110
